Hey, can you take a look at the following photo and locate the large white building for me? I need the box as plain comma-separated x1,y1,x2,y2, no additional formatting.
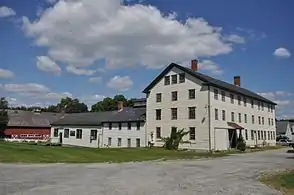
50,103,146,148
143,60,277,150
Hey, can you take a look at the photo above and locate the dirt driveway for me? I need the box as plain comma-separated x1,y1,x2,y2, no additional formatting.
0,149,293,195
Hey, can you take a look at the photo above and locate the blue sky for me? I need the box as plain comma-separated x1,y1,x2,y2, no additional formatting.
0,0,293,117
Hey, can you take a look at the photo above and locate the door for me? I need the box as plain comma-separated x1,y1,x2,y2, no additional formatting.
59,132,63,144
215,128,228,150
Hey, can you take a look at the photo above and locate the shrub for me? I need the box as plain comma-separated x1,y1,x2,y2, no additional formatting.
236,133,246,151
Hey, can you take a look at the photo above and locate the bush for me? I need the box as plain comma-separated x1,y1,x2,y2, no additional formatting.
236,133,246,151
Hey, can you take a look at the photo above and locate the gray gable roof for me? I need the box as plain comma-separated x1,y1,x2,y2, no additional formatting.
52,107,146,126
7,111,64,127
276,121,289,134
143,63,276,105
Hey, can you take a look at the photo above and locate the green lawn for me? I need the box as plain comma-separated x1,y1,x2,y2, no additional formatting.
0,141,229,163
260,170,294,195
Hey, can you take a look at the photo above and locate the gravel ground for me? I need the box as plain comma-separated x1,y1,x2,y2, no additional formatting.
0,148,293,195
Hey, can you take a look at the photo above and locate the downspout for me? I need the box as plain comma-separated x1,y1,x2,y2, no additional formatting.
208,85,212,153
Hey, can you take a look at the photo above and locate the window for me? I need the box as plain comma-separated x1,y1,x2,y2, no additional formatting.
108,137,112,146
251,100,254,108
171,91,178,101
189,127,196,140
164,76,170,85
230,94,234,104
251,130,254,140
244,114,247,123
258,131,260,140
156,127,161,139
53,128,58,137
76,129,82,139
70,130,75,136
261,102,264,111
231,112,235,122
188,107,196,119
258,116,261,124
117,138,122,147
118,123,122,130
156,109,161,120
258,102,261,110
90,130,97,140
109,123,112,130
64,129,69,138
136,122,140,130
156,93,162,102
136,138,140,147
222,110,226,121
238,113,241,123
171,108,177,120
128,122,132,130
179,73,185,83
264,131,267,140
244,97,247,107
214,89,219,100
171,74,177,84
221,91,225,102
237,96,241,105
252,115,255,124
262,117,264,125
215,109,219,120
127,138,131,147
189,89,195,99
245,129,248,140
261,130,263,140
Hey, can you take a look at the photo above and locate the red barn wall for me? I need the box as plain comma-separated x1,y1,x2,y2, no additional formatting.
4,127,51,140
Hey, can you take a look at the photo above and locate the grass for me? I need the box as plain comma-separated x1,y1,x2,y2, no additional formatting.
0,141,229,163
0,141,285,163
260,170,294,195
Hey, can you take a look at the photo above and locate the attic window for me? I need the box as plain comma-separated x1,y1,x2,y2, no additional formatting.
164,76,170,85
179,73,185,83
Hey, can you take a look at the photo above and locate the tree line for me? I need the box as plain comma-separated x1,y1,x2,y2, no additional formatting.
0,95,134,114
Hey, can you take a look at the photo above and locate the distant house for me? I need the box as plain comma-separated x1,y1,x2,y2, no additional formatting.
4,110,63,142
276,120,294,140
50,102,146,148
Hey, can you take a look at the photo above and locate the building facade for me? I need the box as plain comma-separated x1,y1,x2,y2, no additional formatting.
50,106,146,148
143,60,276,150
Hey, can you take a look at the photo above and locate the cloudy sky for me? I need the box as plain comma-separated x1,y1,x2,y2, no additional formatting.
0,0,293,118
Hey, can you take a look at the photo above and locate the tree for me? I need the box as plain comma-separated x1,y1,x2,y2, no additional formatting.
56,97,88,113
162,128,189,150
91,95,134,112
0,97,8,138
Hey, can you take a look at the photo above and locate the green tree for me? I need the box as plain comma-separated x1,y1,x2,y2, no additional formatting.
0,97,8,138
57,97,88,113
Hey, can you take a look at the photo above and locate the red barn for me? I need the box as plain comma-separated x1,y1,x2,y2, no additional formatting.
4,111,63,142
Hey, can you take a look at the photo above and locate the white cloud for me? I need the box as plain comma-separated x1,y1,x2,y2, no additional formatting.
273,48,291,58
3,83,50,95
198,60,223,75
223,34,245,44
107,75,133,91
0,6,16,18
66,66,96,75
22,0,240,70
0,68,14,78
36,56,62,75
88,77,102,83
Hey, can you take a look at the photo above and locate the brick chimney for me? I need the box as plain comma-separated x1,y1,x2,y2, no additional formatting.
117,101,124,112
234,76,241,86
191,59,198,71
